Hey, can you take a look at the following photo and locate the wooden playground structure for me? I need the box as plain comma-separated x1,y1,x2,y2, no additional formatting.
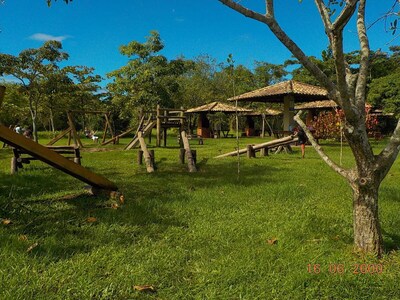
0,86,118,192
47,110,115,148
125,105,186,150
124,105,197,173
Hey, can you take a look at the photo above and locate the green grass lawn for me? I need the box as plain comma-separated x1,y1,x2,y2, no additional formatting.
1,134,400,299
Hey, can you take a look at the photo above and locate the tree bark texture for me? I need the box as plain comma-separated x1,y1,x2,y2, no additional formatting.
352,181,383,256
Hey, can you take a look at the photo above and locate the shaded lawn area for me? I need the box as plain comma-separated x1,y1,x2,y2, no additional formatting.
1,135,400,299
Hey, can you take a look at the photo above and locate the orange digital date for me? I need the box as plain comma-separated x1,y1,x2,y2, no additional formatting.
307,263,383,274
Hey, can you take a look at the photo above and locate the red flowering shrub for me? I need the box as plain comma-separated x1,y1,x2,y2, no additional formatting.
311,107,378,140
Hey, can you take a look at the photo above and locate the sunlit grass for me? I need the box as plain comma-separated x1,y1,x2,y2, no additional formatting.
1,134,400,299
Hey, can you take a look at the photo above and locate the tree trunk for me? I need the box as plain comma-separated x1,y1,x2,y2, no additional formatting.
352,180,383,257
49,107,55,134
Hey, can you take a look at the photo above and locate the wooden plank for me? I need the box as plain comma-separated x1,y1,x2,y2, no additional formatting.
102,120,109,144
102,127,136,146
215,135,298,158
125,120,156,150
156,105,161,147
181,130,197,172
0,125,117,190
105,113,115,139
123,115,147,149
47,127,72,145
67,112,83,148
137,132,154,173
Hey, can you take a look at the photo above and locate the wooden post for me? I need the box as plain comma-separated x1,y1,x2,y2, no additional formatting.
163,108,168,147
47,127,72,146
191,150,197,164
104,112,115,141
73,148,81,165
163,128,167,147
179,148,185,164
102,120,109,144
261,113,266,138
260,147,269,156
67,112,83,148
137,150,143,165
11,156,18,174
138,132,154,173
247,145,255,158
180,106,185,132
148,128,152,144
156,105,161,147
149,149,155,167
181,130,197,172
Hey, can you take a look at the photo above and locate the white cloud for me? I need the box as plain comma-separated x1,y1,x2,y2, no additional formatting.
29,33,71,42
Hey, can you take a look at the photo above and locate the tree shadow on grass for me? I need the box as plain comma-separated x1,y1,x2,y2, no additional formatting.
383,230,400,251
0,153,284,262
0,169,189,262
149,159,282,191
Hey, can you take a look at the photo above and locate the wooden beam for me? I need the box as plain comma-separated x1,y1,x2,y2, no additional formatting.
0,125,117,190
124,118,155,150
102,120,109,144
181,130,197,172
104,113,115,141
67,112,83,148
215,135,298,158
156,105,161,147
47,127,72,145
138,131,154,173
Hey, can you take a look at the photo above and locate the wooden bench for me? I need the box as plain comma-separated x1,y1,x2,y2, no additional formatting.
11,145,81,174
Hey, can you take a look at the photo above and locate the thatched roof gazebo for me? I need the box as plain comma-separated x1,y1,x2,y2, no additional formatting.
229,80,329,132
186,101,252,113
186,101,252,138
294,100,337,110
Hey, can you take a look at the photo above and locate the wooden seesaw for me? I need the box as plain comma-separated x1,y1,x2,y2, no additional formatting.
214,135,299,158
0,85,118,194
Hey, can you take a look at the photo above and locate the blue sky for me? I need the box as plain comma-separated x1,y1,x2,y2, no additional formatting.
0,0,396,85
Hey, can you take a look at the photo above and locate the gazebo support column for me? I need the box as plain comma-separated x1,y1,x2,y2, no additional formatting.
283,95,295,133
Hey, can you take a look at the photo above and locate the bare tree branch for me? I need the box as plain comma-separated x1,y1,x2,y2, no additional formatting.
266,0,274,18
314,0,333,33
375,119,400,182
355,0,370,112
294,110,352,180
332,0,359,32
219,0,337,97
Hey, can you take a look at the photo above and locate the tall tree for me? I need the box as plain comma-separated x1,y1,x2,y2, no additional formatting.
253,61,287,88
0,82,30,126
219,0,399,256
107,31,189,120
0,41,69,141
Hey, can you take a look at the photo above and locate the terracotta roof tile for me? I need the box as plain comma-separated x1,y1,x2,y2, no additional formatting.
295,100,337,110
229,80,329,103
